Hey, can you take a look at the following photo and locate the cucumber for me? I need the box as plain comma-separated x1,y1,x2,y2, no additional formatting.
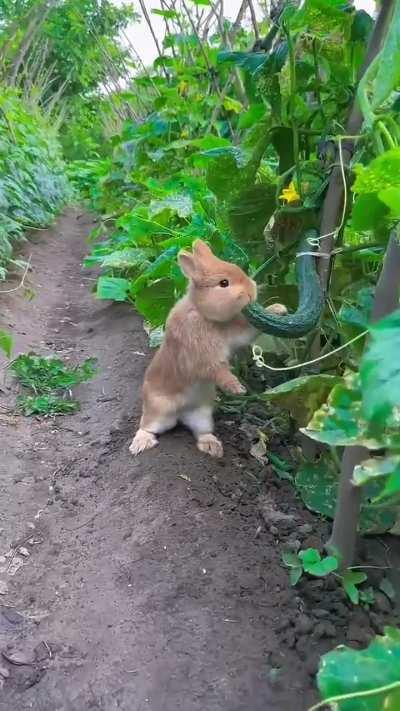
243,229,324,338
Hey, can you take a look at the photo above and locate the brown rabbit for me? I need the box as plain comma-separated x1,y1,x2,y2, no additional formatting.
129,240,287,458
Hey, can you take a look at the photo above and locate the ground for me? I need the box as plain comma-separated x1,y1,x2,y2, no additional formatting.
0,209,399,711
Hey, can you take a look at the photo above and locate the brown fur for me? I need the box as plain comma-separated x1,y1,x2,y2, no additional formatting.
129,240,287,458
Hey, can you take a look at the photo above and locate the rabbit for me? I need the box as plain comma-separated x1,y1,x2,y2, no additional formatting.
129,240,287,458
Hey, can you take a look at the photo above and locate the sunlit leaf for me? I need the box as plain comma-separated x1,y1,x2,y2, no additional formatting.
317,627,400,710
361,309,400,424
96,276,131,302
342,570,367,605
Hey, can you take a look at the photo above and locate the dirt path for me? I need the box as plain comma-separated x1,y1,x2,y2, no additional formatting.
0,210,398,711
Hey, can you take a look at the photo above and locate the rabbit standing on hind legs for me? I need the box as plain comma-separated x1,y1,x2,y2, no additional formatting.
129,240,287,458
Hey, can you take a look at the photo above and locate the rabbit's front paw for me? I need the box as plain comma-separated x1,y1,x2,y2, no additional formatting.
227,379,247,395
265,302,288,316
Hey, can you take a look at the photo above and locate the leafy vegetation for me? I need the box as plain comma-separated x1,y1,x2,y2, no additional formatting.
1,0,400,704
11,352,97,415
67,0,400,565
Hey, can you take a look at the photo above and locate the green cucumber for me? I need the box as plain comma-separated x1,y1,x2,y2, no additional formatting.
243,229,324,338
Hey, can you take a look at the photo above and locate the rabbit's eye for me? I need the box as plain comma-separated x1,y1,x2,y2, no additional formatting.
219,279,229,288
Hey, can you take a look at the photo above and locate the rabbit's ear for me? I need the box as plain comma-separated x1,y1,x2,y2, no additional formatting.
192,240,214,262
178,250,198,279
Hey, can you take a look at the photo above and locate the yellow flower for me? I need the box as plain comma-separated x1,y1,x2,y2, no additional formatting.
178,80,188,96
280,181,300,204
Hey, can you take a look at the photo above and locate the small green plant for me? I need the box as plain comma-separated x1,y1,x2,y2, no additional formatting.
11,353,97,416
282,547,376,605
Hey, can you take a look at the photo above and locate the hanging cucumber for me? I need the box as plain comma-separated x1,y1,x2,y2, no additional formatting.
243,229,324,338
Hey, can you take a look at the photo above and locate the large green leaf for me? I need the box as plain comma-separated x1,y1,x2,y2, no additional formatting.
353,149,400,196
317,628,400,711
149,193,193,219
217,51,267,75
301,376,369,447
262,374,341,427
351,193,389,232
96,276,131,302
289,0,352,38
371,2,400,109
228,183,276,244
295,456,338,520
135,278,176,327
295,455,397,534
101,248,153,269
298,548,338,577
360,309,400,425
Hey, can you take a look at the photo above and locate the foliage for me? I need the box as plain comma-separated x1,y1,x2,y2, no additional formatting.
317,628,400,710
301,309,400,532
0,86,70,277
282,546,377,606
11,352,97,415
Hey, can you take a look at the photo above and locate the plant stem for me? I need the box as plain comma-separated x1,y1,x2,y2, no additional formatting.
307,680,400,711
312,38,325,121
285,27,302,198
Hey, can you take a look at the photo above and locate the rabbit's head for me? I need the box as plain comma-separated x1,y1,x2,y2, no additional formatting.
178,240,257,322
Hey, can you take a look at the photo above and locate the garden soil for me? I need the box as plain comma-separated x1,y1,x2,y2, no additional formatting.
0,209,399,711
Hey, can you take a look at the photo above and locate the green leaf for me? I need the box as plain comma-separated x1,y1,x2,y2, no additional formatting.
377,187,400,219
228,183,276,245
379,577,396,601
301,376,368,447
290,567,303,586
217,51,267,75
342,570,367,605
262,374,341,427
282,551,303,585
353,456,400,494
351,9,373,43
17,394,80,416
135,278,176,327
361,309,400,424
101,248,152,269
11,354,97,393
0,329,13,358
371,2,400,109
351,193,389,231
151,9,178,19
149,193,193,219
353,149,400,196
299,548,338,577
317,627,400,710
96,276,131,302
238,104,266,129
223,96,243,114
282,551,301,568
296,456,338,520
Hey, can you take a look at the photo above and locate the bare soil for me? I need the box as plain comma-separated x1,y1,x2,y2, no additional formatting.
0,209,399,711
